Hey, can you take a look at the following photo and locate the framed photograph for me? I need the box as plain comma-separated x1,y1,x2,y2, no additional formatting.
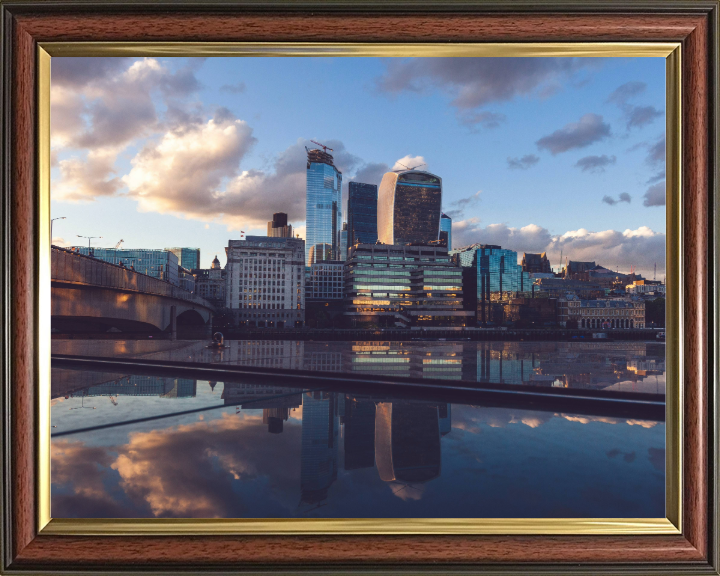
1,1,717,573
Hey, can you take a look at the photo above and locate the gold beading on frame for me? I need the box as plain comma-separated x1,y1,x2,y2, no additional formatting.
37,41,682,536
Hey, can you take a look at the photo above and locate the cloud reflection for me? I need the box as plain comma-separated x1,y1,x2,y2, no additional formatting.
53,412,302,518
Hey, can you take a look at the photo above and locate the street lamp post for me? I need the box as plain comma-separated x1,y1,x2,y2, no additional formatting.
50,216,66,243
76,235,103,255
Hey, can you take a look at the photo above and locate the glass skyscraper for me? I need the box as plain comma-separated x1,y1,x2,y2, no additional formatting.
378,170,442,245
440,213,452,250
339,222,348,260
306,147,342,265
166,247,200,271
453,244,532,325
347,181,378,250
71,247,179,286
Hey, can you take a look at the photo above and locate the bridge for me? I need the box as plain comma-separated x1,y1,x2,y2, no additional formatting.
51,246,215,337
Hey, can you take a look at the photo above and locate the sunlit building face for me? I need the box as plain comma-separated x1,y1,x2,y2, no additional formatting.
306,149,342,265
378,171,442,246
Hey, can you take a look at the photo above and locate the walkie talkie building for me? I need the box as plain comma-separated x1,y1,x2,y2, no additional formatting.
306,147,342,265
377,170,442,246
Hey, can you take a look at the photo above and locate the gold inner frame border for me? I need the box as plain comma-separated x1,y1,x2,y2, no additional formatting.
36,41,682,536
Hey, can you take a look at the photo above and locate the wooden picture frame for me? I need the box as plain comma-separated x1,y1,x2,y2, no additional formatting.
1,1,717,573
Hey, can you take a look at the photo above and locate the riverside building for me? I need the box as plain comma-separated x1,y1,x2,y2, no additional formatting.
305,260,345,327
377,170,442,246
452,244,532,325
343,243,472,328
557,294,645,329
225,236,305,328
306,146,342,264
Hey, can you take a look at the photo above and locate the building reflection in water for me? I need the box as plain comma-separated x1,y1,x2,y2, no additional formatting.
301,391,339,504
51,339,663,513
68,375,197,399
343,398,376,470
375,401,442,483
52,339,666,394
297,392,451,504
222,382,303,434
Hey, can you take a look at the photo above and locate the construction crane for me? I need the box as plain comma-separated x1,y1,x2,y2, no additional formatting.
114,239,124,249
310,140,333,153
394,161,426,172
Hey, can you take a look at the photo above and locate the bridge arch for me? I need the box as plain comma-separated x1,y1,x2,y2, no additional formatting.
52,247,215,337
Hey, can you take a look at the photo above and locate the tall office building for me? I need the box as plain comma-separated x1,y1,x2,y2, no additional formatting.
377,170,442,245
306,146,342,264
440,213,452,250
347,181,378,249
339,222,348,260
453,244,532,325
72,247,179,286
166,247,200,271
225,236,306,328
267,212,293,238
343,243,473,328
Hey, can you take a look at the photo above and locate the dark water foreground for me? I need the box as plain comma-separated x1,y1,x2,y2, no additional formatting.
50,339,665,520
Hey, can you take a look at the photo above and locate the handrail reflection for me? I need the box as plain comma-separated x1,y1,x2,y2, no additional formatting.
51,355,665,423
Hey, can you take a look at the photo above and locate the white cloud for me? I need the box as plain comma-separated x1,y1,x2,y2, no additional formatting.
453,222,665,277
51,57,205,205
53,149,123,202
392,155,427,171
122,113,257,228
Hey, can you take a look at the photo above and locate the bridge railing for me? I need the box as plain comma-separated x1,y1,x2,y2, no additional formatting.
51,246,215,309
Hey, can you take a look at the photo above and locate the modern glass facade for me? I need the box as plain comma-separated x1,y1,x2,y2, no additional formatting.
339,222,348,260
440,213,452,249
378,171,442,245
343,243,473,327
306,148,342,264
452,244,532,325
306,260,344,300
347,181,378,249
71,247,179,286
166,247,200,271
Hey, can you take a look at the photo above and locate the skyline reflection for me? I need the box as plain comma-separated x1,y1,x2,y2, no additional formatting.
51,339,666,399
51,363,664,520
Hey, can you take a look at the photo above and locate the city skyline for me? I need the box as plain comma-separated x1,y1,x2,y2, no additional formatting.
50,56,665,276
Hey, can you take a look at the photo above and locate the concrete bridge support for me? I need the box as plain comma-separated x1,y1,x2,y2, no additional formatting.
52,283,213,337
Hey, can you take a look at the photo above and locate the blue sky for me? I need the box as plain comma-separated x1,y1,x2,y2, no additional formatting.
50,56,666,276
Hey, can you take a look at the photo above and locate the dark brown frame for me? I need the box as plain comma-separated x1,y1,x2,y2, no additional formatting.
1,1,718,573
